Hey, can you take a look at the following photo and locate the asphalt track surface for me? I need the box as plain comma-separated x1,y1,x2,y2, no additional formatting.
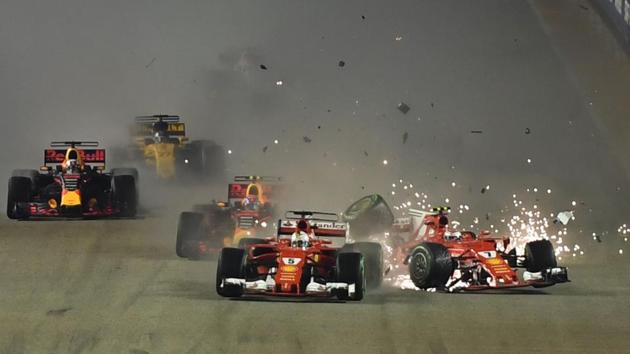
0,216,629,354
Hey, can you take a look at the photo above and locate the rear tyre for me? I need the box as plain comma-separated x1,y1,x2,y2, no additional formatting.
525,240,557,272
408,243,453,289
7,177,31,219
11,169,38,185
216,247,246,297
113,175,137,217
111,168,139,183
347,242,383,289
336,252,365,301
343,194,394,240
176,212,205,258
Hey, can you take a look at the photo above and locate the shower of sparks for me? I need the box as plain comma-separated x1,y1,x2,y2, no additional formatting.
385,180,584,290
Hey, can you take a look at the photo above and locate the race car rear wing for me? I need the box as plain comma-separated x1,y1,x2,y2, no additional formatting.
44,149,106,166
284,211,339,222
50,141,99,148
277,219,347,239
44,141,106,166
227,176,283,207
233,176,282,182
132,115,186,137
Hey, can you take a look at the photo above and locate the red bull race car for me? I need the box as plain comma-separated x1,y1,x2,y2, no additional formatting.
175,176,280,259
6,141,138,219
216,211,381,300
391,207,569,291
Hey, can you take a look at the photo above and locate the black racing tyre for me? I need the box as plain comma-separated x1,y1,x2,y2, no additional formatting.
189,140,226,179
216,247,246,297
525,240,557,272
346,242,384,289
336,252,365,301
111,168,139,183
343,194,394,239
408,243,453,289
113,175,137,217
7,176,31,219
237,237,268,249
11,169,38,183
176,212,205,258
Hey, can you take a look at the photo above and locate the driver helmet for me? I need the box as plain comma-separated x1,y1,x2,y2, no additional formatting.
291,220,311,248
65,159,79,173
153,131,166,143
291,230,310,248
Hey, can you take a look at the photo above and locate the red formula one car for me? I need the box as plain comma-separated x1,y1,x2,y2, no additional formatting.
391,207,569,291
6,141,138,219
176,176,280,259
216,211,373,300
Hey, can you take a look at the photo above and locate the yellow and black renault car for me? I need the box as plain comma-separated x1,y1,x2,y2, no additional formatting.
120,115,225,180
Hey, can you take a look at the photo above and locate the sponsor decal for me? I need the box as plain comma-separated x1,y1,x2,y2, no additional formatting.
45,149,106,164
486,257,504,266
282,257,302,265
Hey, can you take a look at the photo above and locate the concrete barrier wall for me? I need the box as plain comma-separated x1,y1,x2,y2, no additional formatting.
592,0,630,45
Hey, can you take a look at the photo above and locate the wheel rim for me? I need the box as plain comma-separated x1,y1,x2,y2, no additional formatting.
411,252,429,283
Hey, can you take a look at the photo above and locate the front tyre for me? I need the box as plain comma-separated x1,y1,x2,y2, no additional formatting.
176,212,205,259
113,175,137,217
525,240,557,272
7,177,31,219
348,242,383,289
336,252,365,301
216,248,246,297
408,243,453,289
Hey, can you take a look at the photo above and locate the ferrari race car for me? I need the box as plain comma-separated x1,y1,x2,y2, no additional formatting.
6,141,138,219
175,176,280,259
115,115,225,180
216,211,383,300
391,207,569,291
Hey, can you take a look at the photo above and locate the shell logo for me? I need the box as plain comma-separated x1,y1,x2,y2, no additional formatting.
281,265,298,273
486,258,505,266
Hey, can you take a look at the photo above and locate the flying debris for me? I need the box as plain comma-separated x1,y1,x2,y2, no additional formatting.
395,35,403,41
338,60,346,67
363,150,369,157
259,64,268,70
145,57,157,69
525,127,531,134
555,211,574,225
402,132,408,144
303,136,312,143
262,146,268,153
276,80,283,86
470,130,483,134
397,102,410,114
